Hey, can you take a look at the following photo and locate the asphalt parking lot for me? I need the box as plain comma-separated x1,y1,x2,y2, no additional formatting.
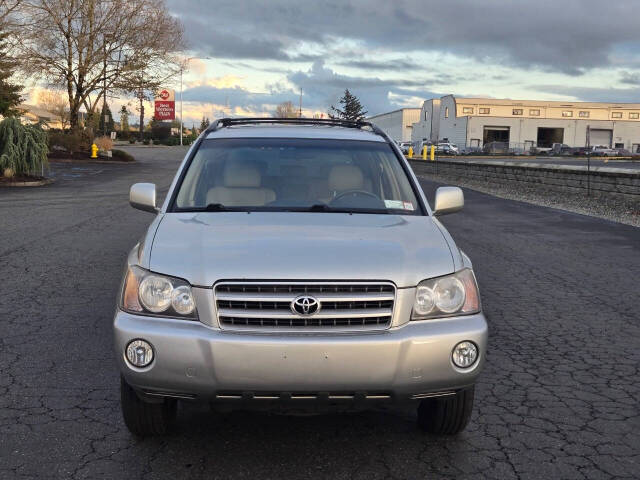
1,146,639,479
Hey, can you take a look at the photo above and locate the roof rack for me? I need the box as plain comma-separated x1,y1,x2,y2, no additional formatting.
205,117,386,136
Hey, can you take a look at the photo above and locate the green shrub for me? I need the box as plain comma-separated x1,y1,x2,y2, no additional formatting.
0,117,49,176
111,149,135,162
151,121,171,141
143,138,150,145
48,129,93,155
128,137,136,144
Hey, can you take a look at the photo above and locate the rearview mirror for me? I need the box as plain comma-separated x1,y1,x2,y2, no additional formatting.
130,183,158,213
433,186,464,216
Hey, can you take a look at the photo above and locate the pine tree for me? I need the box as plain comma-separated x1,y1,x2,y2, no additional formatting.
99,103,115,134
329,89,367,121
200,116,210,131
0,30,22,117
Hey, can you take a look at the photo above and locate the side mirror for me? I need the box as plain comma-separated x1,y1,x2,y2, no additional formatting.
130,183,159,213
433,186,464,216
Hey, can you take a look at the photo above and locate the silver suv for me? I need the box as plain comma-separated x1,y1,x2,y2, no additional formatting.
115,118,487,436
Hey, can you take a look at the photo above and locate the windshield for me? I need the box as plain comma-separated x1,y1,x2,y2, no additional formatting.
173,138,421,214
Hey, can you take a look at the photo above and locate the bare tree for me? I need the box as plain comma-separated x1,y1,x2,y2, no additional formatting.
36,89,69,128
275,101,298,118
16,0,185,128
0,0,22,25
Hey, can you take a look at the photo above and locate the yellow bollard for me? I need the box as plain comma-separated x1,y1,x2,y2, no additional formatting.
91,143,98,159
408,146,413,159
422,146,427,160
430,145,435,161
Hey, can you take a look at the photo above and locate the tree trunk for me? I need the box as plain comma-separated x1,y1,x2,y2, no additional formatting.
69,99,80,129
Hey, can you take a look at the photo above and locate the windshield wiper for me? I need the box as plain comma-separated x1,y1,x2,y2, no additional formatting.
204,203,227,211
304,204,389,214
307,203,334,212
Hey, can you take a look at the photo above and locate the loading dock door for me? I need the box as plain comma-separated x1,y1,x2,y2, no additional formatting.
483,126,510,144
537,128,564,148
589,129,613,147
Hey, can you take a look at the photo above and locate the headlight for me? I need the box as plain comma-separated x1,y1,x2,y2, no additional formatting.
121,265,197,319
452,341,478,368
139,275,173,312
411,269,480,320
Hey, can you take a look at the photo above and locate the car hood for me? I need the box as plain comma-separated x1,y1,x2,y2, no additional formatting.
149,212,455,288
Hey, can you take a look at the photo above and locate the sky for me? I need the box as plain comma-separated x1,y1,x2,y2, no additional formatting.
28,0,640,126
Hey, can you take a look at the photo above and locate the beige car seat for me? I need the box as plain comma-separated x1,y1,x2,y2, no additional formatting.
207,163,276,206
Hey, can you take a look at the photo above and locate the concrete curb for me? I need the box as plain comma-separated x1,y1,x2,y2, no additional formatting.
409,158,640,176
48,158,136,165
0,178,55,187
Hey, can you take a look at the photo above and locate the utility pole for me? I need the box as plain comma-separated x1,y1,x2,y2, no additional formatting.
180,67,183,146
299,88,302,118
103,40,108,136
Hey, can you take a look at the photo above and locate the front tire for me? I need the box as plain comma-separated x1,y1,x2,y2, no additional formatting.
417,386,475,435
120,376,177,437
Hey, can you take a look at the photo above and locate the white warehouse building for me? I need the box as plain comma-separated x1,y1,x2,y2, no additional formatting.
412,95,640,153
367,108,421,142
411,99,441,144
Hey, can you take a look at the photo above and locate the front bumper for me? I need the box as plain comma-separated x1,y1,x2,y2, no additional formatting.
114,310,487,401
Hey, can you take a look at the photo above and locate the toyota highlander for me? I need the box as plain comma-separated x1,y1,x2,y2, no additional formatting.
114,118,488,436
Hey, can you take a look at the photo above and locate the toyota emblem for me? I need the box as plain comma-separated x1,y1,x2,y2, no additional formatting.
291,295,320,316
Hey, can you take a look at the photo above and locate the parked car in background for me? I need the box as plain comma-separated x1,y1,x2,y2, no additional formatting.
572,146,592,156
398,141,413,154
436,142,460,155
551,143,573,155
115,117,487,437
590,145,618,156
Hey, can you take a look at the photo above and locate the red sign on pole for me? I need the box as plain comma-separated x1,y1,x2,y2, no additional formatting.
154,89,175,120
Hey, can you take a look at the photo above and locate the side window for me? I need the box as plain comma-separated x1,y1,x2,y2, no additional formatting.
445,107,449,118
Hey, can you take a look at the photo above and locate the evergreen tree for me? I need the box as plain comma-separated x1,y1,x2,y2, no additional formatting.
120,105,130,132
98,103,115,134
329,89,367,121
0,29,22,117
200,116,210,131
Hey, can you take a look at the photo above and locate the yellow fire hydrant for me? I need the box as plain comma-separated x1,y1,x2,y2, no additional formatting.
90,143,98,159
408,146,413,158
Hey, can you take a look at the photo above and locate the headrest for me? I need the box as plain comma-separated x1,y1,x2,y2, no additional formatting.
223,163,261,188
328,164,364,191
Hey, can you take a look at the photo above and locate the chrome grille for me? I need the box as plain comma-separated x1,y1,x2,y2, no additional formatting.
214,281,395,330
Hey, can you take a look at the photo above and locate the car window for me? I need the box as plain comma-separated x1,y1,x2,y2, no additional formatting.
173,138,421,214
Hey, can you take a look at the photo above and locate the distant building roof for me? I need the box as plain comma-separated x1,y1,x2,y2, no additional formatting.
450,96,640,109
18,104,64,128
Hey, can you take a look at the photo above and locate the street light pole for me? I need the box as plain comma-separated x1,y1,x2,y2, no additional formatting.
180,67,183,146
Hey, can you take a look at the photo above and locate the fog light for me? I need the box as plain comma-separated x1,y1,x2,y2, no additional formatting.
452,341,478,368
126,339,154,368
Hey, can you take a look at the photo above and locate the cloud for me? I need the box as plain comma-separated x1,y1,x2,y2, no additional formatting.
286,61,439,115
533,84,640,103
180,60,439,116
170,0,640,75
336,59,422,71
620,71,640,86
182,85,298,114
